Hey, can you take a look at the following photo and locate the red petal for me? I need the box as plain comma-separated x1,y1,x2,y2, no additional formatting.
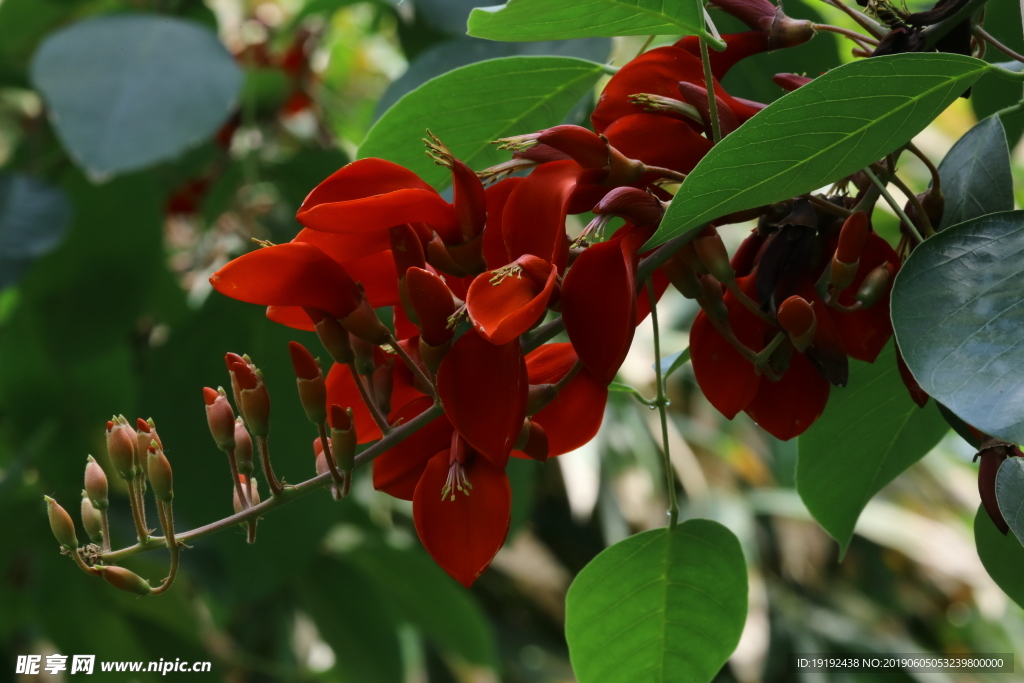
298,188,460,245
436,330,528,467
373,397,453,500
502,160,584,270
677,32,773,82
326,362,383,443
744,350,830,440
299,158,434,210
561,238,636,385
467,256,557,345
603,114,712,175
413,451,511,587
830,233,900,362
210,242,361,319
535,125,609,169
407,267,457,346
688,275,766,418
482,178,523,269
526,344,608,456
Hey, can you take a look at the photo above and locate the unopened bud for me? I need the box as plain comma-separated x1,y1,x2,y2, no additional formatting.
229,359,271,437
777,296,816,352
98,566,152,596
147,444,173,503
855,263,895,308
233,476,260,514
135,418,162,466
697,276,728,323
662,253,704,299
693,228,735,284
224,352,248,409
234,418,254,476
329,405,356,477
203,387,236,451
341,297,391,346
106,416,138,480
81,493,104,544
307,309,355,365
289,342,328,425
836,211,869,264
350,335,377,377
314,437,343,500
45,496,78,549
84,455,109,510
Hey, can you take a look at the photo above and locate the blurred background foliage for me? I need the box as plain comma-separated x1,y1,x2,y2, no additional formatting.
1,0,1023,681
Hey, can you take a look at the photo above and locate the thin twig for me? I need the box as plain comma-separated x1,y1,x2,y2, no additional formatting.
256,436,283,496
803,193,853,218
348,362,392,435
862,166,924,244
647,279,679,530
699,38,722,143
812,23,879,47
819,0,886,39
886,171,935,237
905,142,940,194
974,26,1024,64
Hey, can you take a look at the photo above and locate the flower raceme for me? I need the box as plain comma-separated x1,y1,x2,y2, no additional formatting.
204,21,915,585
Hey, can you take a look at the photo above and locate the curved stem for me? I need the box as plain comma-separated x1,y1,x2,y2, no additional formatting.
347,362,392,435
699,38,722,144
317,421,346,492
812,23,879,46
862,166,925,244
634,35,656,60
149,501,179,595
724,279,776,325
643,165,687,183
905,142,941,194
803,193,853,218
98,404,445,565
647,279,679,529
819,0,886,39
100,510,111,553
974,26,1024,63
226,448,249,510
256,436,283,496
887,171,935,237
128,477,150,542
388,333,439,402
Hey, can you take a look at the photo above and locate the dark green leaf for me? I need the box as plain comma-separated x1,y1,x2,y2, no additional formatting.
359,56,605,189
996,457,1024,547
797,343,948,554
648,53,993,248
891,210,1024,445
31,15,242,178
565,520,746,683
374,36,611,120
936,115,1013,230
347,544,498,666
297,555,404,683
975,505,1024,609
0,173,71,288
468,0,709,43
969,0,1024,145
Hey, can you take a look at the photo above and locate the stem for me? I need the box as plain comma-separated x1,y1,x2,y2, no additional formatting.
643,165,688,183
699,38,722,144
348,362,392,435
388,333,439,402
70,548,101,576
921,0,988,50
803,193,853,219
819,0,886,39
647,279,679,529
975,26,1024,63
100,510,111,553
98,404,445,564
149,501,179,595
317,421,347,491
634,35,656,60
887,171,935,237
552,359,583,394
128,477,150,542
257,436,283,496
811,23,879,47
862,166,925,244
905,142,940,194
724,279,776,325
226,448,249,510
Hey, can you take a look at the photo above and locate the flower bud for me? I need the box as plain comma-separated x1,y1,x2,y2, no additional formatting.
313,437,342,500
777,296,816,352
288,341,328,425
662,253,704,299
229,358,271,437
233,476,260,515
350,335,377,377
98,566,152,596
697,276,728,323
855,263,895,308
45,496,78,549
307,309,355,365
407,267,457,348
84,455,109,511
135,418,162,468
234,418,254,476
835,211,869,263
203,387,237,451
106,415,138,480
340,296,391,346
81,493,104,544
147,444,173,503
693,228,735,284
225,352,248,409
329,405,356,477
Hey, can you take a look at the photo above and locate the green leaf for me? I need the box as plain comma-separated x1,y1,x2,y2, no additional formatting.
796,343,948,554
0,173,71,288
657,348,690,378
647,53,992,248
31,15,242,179
565,520,747,683
347,544,498,667
996,457,1024,548
936,115,1013,230
975,505,1024,609
359,56,605,190
468,0,708,43
891,210,1024,445
969,0,1024,146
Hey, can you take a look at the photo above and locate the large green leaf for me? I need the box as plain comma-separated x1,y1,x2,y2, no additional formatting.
0,173,71,288
565,520,746,683
347,544,498,667
359,56,604,189
468,0,707,42
30,15,242,179
996,457,1024,548
797,343,947,554
647,53,993,248
936,115,1013,230
975,506,1024,609
891,210,1024,445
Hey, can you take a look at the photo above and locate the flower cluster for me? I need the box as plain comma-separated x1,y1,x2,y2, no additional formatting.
205,1,913,585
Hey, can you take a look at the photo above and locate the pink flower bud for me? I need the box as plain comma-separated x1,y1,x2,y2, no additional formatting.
99,566,152,596
45,496,78,549
147,444,173,503
106,415,138,480
81,493,104,544
203,386,237,451
84,455,109,510
289,342,328,425
234,418,254,476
